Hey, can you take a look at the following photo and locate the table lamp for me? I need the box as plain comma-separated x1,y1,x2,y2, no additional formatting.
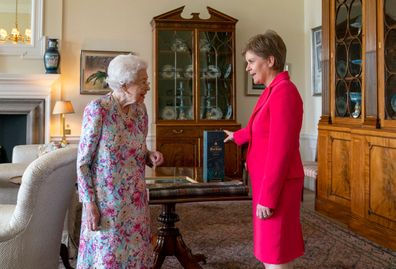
53,100,75,145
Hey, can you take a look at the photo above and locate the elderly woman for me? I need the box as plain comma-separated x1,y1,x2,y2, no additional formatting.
224,30,304,269
76,54,163,268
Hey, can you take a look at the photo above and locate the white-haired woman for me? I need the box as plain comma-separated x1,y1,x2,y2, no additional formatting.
76,54,163,268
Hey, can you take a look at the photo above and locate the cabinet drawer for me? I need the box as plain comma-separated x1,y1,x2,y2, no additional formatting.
157,126,199,138
156,138,198,167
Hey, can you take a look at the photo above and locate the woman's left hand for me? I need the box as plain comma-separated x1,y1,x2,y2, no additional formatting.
148,151,164,167
256,204,273,219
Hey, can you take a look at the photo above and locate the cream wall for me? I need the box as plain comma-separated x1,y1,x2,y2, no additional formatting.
301,0,322,161
0,0,321,158
60,0,306,141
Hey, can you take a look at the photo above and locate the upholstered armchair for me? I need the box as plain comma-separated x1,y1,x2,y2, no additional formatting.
0,146,77,269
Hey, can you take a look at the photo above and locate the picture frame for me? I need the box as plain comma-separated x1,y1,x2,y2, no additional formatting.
80,50,132,95
311,26,322,96
246,74,266,96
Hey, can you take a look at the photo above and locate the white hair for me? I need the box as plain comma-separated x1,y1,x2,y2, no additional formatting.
106,54,148,91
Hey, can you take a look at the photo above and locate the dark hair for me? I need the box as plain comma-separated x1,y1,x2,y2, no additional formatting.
242,30,287,72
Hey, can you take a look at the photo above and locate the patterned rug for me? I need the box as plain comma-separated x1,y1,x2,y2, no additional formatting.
149,200,396,269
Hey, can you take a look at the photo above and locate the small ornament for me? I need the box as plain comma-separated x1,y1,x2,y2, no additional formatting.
44,38,60,74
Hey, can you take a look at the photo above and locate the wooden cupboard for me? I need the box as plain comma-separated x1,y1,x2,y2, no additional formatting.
318,0,396,250
151,7,242,177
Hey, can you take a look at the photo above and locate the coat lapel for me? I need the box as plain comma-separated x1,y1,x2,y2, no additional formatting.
251,86,272,120
250,71,290,120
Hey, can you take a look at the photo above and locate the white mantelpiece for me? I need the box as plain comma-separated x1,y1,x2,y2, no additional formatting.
0,74,60,143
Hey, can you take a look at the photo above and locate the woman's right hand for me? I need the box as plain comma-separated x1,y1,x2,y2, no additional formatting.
223,130,234,143
85,201,101,231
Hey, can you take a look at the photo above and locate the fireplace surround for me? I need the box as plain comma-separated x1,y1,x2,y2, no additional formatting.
0,74,59,161
0,99,45,143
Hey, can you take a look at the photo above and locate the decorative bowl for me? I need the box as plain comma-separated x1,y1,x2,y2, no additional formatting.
336,96,347,116
391,94,396,113
336,60,347,78
208,107,223,120
199,39,211,52
171,38,188,52
206,65,221,79
184,65,193,79
161,106,176,120
349,92,362,103
161,65,182,79
223,64,232,79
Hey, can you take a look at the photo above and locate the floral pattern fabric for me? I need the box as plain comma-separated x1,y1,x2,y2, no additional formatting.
76,93,153,269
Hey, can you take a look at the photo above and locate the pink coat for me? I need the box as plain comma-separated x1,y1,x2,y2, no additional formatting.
234,71,304,264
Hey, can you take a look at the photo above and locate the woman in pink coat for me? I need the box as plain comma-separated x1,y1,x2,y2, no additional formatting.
224,30,304,268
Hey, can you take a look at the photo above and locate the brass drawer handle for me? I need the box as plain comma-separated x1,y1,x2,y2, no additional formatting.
172,129,184,134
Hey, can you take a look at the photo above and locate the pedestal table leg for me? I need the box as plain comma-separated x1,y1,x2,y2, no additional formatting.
152,203,206,269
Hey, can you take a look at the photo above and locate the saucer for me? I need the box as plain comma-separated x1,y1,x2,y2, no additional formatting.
161,65,182,79
187,107,194,119
391,94,396,113
206,65,221,79
349,92,362,103
336,60,347,78
223,64,232,79
161,106,176,120
208,107,223,120
225,105,232,119
336,96,347,117
171,38,188,52
184,65,193,79
200,39,211,52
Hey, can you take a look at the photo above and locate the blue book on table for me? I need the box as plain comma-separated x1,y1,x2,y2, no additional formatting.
203,130,225,182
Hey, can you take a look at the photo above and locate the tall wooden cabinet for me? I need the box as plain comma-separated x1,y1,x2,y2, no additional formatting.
151,7,242,177
318,0,396,250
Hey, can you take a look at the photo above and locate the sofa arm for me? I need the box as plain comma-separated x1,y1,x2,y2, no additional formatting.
12,145,41,164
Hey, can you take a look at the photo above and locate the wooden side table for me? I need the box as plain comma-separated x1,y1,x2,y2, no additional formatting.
147,167,250,269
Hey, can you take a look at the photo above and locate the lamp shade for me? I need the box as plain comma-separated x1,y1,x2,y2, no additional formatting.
53,101,75,115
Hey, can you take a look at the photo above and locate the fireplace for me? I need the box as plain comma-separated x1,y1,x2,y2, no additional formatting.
0,74,59,162
0,99,45,162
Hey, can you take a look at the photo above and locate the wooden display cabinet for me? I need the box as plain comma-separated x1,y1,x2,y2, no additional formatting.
318,0,396,250
151,6,242,177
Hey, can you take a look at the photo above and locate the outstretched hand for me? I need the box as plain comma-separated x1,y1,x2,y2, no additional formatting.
148,151,164,168
223,130,234,143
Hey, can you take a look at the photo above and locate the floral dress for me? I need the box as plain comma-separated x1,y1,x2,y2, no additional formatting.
76,93,153,269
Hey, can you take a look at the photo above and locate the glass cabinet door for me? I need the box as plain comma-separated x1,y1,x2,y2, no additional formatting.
198,31,233,121
384,0,396,120
157,30,194,121
334,0,363,119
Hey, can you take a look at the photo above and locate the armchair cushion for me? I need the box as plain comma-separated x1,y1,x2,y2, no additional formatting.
38,142,68,157
0,163,29,181
0,163,29,204
8,177,22,185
